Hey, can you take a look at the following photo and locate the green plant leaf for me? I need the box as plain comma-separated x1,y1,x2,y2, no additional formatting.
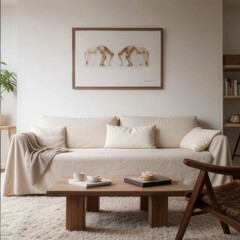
0,62,17,100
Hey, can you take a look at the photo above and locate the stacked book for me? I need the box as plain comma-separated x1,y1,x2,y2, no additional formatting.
68,178,112,188
224,78,240,96
124,175,172,187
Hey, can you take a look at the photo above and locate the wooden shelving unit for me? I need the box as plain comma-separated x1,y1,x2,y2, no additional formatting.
223,55,240,162
223,65,240,71
224,95,240,99
224,123,240,128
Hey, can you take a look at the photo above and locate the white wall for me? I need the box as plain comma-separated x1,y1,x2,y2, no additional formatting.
223,1,240,54
1,2,17,167
1,0,224,166
17,0,223,135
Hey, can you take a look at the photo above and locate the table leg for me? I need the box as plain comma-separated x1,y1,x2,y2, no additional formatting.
8,129,11,140
148,195,168,227
232,133,240,160
66,195,85,231
140,196,148,211
86,196,100,212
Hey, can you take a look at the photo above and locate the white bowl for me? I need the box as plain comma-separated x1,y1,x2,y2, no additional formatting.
87,175,102,183
73,172,85,181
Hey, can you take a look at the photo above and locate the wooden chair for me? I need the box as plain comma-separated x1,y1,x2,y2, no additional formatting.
175,159,240,240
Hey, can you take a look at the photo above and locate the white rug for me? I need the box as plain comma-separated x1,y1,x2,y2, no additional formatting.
1,195,240,240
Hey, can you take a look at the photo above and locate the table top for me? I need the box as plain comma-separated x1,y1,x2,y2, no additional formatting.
47,176,191,197
0,125,16,130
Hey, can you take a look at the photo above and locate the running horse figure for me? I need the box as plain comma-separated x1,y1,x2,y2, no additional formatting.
84,45,114,67
118,45,149,67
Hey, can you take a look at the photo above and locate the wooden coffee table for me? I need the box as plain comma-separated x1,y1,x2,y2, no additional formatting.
47,176,190,231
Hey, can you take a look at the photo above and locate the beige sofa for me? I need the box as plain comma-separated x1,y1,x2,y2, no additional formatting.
3,115,232,196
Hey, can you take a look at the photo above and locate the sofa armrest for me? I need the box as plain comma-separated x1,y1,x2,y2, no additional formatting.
3,133,34,196
207,135,232,166
9,132,35,152
206,135,233,186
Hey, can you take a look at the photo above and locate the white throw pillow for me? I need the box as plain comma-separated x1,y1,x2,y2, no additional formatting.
180,127,221,151
31,126,66,148
104,125,156,149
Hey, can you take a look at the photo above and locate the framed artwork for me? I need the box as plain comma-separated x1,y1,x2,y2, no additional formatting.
72,28,163,89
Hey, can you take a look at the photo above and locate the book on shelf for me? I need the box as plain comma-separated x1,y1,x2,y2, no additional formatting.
224,78,232,95
224,78,240,96
233,79,238,96
124,175,172,187
68,178,112,188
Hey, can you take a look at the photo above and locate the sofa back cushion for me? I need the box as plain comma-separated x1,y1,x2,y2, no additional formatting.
120,116,198,148
39,116,118,148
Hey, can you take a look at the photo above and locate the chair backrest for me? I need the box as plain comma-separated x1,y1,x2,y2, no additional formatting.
175,159,240,240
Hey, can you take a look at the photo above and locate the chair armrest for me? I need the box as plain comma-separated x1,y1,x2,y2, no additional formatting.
184,159,240,178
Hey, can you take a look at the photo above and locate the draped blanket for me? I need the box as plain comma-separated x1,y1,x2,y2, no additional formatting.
23,133,69,185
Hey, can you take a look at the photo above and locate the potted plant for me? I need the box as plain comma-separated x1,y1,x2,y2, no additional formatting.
0,61,17,125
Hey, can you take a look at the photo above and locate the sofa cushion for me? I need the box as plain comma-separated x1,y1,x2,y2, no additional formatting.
31,126,66,148
39,116,118,148
47,148,213,189
120,115,198,148
180,127,221,151
104,124,156,149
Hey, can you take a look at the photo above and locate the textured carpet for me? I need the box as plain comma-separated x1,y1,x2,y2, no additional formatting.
1,195,240,240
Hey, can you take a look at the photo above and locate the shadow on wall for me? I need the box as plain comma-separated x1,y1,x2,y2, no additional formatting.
197,119,215,129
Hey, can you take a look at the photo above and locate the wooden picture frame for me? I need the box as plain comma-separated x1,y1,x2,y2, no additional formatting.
72,28,163,89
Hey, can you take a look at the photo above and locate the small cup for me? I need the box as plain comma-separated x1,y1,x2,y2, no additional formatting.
87,175,102,183
73,172,85,181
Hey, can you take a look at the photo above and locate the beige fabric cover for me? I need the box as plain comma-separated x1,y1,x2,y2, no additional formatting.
120,116,198,148
39,116,118,148
3,134,232,196
207,135,233,186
